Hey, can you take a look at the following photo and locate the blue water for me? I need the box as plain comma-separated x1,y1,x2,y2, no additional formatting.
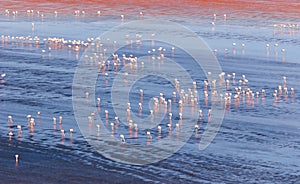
0,6,300,183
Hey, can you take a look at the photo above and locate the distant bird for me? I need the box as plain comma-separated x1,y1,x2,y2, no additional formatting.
146,131,152,139
15,154,19,163
120,134,126,143
8,131,14,136
60,129,65,137
194,125,200,130
1,73,6,79
158,126,162,133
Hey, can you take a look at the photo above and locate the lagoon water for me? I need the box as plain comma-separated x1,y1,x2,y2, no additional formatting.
0,1,300,183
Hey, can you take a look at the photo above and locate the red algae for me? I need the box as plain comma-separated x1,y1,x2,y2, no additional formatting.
0,0,299,20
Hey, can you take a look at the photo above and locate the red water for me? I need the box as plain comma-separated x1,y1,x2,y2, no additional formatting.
1,0,299,20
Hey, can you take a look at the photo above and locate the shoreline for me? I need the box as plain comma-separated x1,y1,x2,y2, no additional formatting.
0,136,145,184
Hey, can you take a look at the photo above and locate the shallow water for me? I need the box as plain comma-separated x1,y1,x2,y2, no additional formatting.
0,1,300,183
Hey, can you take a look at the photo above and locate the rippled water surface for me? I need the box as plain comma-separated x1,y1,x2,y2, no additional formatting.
0,1,300,183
